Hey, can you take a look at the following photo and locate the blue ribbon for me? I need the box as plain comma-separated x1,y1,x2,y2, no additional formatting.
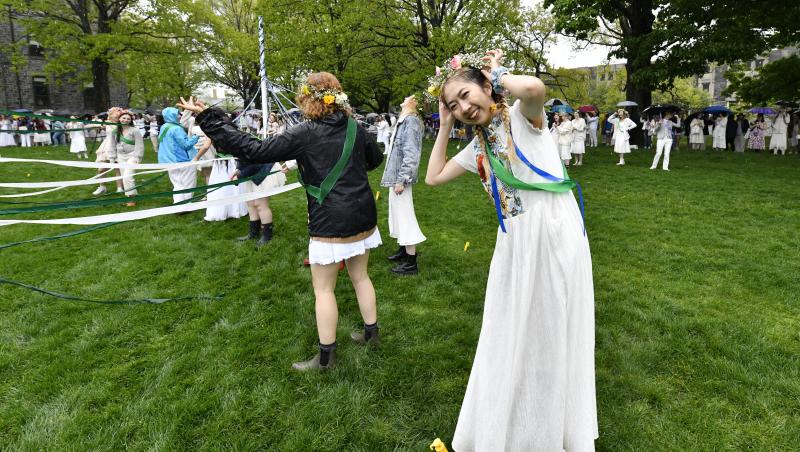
484,128,587,235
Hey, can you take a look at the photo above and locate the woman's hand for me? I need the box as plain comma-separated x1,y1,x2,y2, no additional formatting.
230,170,240,181
394,183,405,195
176,96,207,114
438,99,454,129
481,48,504,79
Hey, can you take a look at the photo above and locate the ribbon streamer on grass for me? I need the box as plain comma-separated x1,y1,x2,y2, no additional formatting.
0,277,223,305
0,182,301,226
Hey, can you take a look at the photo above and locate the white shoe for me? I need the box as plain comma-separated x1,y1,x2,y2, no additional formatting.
616,162,625,166
92,185,107,196
649,166,656,170
116,187,124,193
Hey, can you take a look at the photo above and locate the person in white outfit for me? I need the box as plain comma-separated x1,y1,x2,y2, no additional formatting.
380,94,426,275
0,115,16,147
650,112,674,171
18,118,31,147
375,115,391,153
769,111,790,155
571,112,587,165
608,109,637,165
557,112,574,166
689,114,705,150
67,116,88,158
112,112,145,205
90,107,124,195
712,114,727,150
148,114,159,153
426,49,597,452
586,111,599,147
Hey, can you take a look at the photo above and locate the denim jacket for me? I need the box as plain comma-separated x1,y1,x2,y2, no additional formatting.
380,114,423,186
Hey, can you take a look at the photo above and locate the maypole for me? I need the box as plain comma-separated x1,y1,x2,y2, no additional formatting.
258,16,269,139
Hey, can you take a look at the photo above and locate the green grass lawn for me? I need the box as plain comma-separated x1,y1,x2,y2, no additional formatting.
1,139,798,450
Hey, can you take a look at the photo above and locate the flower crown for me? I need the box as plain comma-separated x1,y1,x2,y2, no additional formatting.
295,71,351,110
425,53,486,101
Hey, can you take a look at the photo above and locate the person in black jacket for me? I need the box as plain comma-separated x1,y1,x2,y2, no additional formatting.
178,72,384,372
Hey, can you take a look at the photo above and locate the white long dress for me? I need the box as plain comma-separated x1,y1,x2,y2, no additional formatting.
689,119,704,145
712,118,727,149
769,114,789,151
451,101,597,451
609,116,636,154
572,117,586,154
557,119,574,160
67,123,87,153
0,120,16,146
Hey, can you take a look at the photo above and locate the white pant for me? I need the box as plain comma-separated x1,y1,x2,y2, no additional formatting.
118,154,139,196
168,166,197,203
587,128,597,147
20,133,31,147
652,138,672,169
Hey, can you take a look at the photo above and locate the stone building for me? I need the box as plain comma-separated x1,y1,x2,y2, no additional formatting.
696,47,798,106
0,15,127,113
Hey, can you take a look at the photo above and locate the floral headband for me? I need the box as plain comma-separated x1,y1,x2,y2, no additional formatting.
295,71,351,110
425,53,486,101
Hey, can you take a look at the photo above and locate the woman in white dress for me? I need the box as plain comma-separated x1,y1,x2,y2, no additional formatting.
426,49,597,451
572,112,587,165
375,115,391,153
32,119,51,146
769,111,790,155
712,114,727,150
608,109,637,165
549,113,561,146
689,114,705,150
192,130,248,222
0,115,17,147
67,116,88,158
557,113,574,166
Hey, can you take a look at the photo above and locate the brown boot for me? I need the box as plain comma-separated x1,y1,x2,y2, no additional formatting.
350,326,381,346
291,350,336,372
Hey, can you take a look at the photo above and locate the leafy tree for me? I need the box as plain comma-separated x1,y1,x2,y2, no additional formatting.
652,77,712,110
724,55,800,106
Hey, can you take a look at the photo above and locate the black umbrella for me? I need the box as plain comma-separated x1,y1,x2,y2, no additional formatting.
775,100,798,108
642,104,682,116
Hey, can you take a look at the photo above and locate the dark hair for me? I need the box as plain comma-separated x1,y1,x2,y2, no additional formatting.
440,67,504,105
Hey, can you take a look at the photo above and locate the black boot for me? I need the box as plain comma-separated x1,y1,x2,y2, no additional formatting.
350,322,380,345
387,245,406,261
236,220,260,242
391,253,418,275
256,223,273,247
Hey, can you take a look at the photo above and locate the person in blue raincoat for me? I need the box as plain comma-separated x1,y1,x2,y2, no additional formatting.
159,107,199,203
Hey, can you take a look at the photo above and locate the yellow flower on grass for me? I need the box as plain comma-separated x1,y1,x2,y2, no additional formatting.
323,95,335,105
375,191,381,201
464,241,470,252
430,438,449,452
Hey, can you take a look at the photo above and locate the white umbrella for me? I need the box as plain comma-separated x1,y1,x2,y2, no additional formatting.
616,101,638,107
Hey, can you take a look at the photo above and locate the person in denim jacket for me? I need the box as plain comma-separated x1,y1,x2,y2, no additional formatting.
380,94,426,275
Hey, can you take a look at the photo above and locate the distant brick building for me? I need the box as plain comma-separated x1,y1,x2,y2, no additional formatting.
0,15,127,113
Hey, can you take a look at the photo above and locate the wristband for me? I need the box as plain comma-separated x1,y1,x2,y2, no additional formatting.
491,67,510,94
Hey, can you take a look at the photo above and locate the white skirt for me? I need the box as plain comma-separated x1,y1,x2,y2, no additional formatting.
204,160,248,221
388,186,426,246
34,131,51,144
69,131,86,153
769,133,787,151
571,139,586,155
0,130,15,147
614,135,630,154
308,228,382,265
244,170,287,193
559,143,572,160
453,191,597,451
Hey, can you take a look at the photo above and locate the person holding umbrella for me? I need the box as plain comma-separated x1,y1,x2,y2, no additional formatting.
725,112,738,151
748,114,767,151
650,111,674,171
586,111,599,147
571,111,587,165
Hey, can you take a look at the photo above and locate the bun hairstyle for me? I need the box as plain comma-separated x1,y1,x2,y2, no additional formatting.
296,71,351,120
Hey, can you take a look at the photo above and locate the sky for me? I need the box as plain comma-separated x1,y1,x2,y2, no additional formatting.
522,0,626,69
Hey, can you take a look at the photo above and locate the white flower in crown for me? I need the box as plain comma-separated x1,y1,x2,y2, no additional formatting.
334,92,348,107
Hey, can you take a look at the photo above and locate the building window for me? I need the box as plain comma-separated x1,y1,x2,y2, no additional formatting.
32,76,50,107
702,83,710,92
28,40,44,57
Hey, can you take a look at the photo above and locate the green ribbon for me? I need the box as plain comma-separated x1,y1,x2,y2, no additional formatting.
486,151,575,193
0,108,120,126
0,173,167,206
118,134,135,146
299,117,356,204
0,277,223,305
158,124,177,143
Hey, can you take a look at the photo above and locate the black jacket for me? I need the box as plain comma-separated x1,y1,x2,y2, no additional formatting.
197,108,383,238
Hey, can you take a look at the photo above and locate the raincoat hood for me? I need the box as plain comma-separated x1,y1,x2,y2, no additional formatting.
162,107,179,124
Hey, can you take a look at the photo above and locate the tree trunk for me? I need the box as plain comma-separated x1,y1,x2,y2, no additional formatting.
625,62,652,146
91,58,111,112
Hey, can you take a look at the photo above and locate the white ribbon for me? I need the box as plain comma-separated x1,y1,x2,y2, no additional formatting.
0,156,233,170
0,169,114,198
0,182,301,226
